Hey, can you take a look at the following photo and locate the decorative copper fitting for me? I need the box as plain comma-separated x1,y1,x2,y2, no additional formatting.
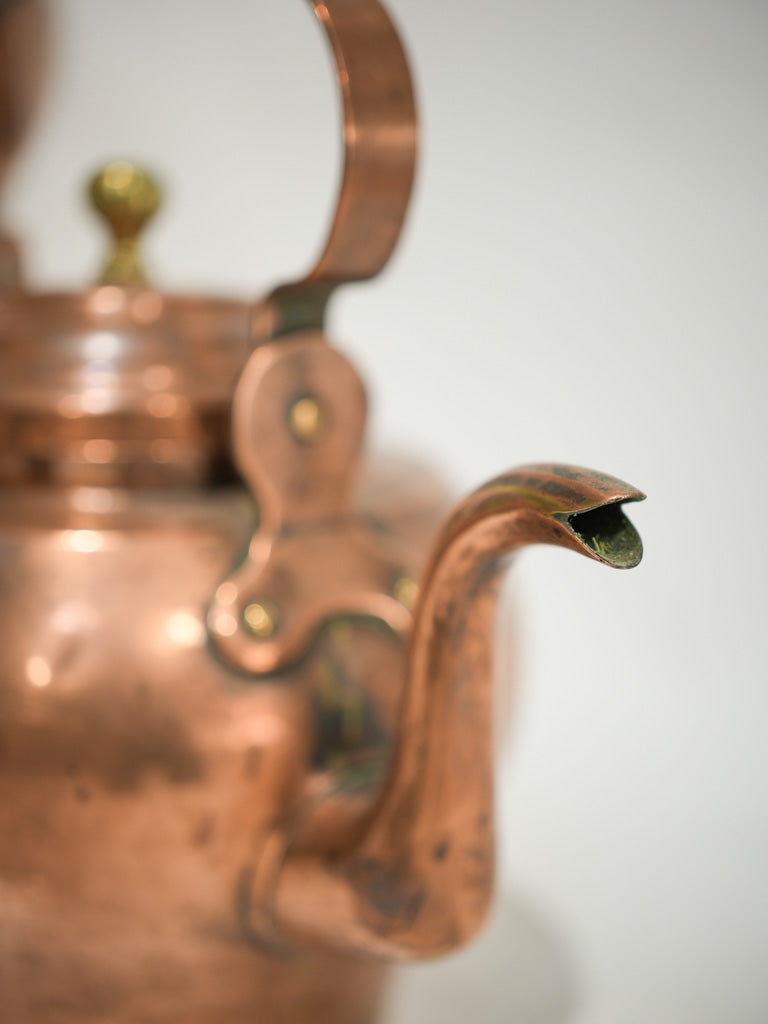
207,331,421,675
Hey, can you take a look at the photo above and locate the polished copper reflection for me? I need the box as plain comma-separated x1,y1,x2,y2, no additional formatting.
0,1,645,1022
208,330,421,675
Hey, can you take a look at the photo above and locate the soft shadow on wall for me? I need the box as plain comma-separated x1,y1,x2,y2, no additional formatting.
386,895,577,1024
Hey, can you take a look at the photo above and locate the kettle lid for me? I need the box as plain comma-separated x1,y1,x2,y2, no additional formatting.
0,0,417,489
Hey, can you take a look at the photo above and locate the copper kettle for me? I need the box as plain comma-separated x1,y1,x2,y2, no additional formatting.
0,2,645,1021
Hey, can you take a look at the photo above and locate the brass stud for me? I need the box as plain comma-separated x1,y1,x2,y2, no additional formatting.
393,574,419,611
243,600,280,639
288,395,324,443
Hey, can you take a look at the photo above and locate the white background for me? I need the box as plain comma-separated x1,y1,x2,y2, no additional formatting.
4,2,768,1021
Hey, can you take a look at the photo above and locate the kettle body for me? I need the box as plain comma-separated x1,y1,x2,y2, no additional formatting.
0,1,645,1021
0,456,447,1023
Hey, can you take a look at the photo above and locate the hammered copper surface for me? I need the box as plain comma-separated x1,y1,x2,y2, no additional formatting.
0,473,441,1023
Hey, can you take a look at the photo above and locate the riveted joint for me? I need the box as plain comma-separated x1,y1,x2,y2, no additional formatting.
287,394,324,443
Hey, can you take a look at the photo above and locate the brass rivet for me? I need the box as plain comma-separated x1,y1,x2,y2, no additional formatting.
243,601,280,639
393,574,419,611
288,395,323,442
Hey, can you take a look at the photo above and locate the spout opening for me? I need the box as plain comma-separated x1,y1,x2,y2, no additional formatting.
562,500,643,569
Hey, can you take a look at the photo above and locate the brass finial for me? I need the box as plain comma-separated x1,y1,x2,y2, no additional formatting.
89,161,161,286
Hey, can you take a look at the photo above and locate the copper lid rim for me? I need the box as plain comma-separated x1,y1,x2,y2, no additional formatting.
0,285,253,322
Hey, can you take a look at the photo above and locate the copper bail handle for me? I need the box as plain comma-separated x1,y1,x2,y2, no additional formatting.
256,0,418,338
209,0,419,673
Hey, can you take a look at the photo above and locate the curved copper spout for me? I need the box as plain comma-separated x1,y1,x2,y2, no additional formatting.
251,464,644,960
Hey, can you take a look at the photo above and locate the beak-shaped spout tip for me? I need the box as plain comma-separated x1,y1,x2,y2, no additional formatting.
556,497,644,569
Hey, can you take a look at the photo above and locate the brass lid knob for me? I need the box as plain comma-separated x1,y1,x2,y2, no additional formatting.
89,161,161,286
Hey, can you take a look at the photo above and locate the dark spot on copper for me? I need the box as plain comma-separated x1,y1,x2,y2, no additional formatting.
193,814,215,847
348,858,424,925
57,636,82,673
551,466,582,481
235,865,255,936
244,746,263,778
